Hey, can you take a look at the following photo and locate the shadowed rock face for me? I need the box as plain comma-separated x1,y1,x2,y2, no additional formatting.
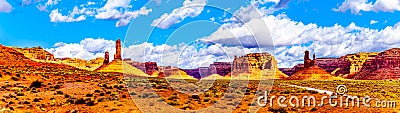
182,62,232,79
103,51,109,64
145,62,158,75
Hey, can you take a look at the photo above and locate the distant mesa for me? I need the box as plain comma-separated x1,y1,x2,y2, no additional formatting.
287,50,342,80
353,48,400,80
178,53,289,80
122,52,288,80
231,53,288,80
182,62,232,79
281,48,400,80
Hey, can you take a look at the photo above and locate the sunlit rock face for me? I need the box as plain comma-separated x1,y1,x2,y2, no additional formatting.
232,53,274,74
354,48,400,80
280,52,380,78
13,46,56,61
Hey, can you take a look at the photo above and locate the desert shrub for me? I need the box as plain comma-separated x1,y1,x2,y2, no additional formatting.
16,92,24,96
157,98,165,102
308,90,319,94
268,107,287,113
64,94,70,98
30,80,43,88
11,76,19,81
56,91,63,95
167,101,180,106
310,107,317,111
129,92,137,95
86,93,93,97
203,97,211,102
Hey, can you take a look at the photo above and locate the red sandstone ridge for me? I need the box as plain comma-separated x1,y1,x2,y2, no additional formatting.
0,45,79,73
280,52,380,78
353,48,400,80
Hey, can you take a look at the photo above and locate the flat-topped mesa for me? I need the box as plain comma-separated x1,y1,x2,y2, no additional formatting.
114,38,122,60
353,48,400,80
233,52,274,74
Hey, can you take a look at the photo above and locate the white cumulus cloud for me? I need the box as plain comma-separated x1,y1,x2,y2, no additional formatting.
0,0,12,13
46,38,116,60
200,3,400,68
151,0,207,29
334,0,400,14
370,20,379,24
49,8,86,22
95,0,152,27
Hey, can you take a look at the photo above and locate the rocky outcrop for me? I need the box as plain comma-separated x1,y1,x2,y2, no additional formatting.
287,50,342,80
0,45,79,73
103,51,110,64
353,48,400,80
13,46,56,61
280,52,379,78
114,39,122,60
182,62,232,79
145,62,158,75
232,53,288,79
233,53,274,74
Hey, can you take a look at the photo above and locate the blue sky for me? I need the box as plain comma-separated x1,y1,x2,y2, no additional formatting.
1,0,400,68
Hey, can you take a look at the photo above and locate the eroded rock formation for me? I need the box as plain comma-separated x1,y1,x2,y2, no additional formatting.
114,39,122,60
354,48,400,79
103,51,110,64
13,46,56,61
232,53,274,74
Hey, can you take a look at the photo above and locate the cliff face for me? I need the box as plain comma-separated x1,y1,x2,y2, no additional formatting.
13,47,56,61
353,48,400,80
0,45,32,65
280,52,379,78
0,45,79,74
